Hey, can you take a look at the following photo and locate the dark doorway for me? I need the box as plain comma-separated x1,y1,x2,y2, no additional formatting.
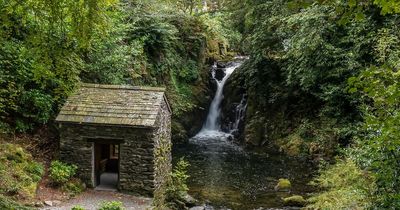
94,143,119,190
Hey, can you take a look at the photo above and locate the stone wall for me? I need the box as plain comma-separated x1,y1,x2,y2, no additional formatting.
152,99,172,205
59,123,156,195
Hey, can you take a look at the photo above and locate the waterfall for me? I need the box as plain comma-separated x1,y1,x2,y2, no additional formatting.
199,62,243,133
229,94,247,135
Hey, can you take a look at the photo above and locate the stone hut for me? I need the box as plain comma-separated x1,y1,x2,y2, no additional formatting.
56,83,172,197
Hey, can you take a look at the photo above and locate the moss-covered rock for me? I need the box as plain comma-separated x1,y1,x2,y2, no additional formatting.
283,195,306,206
278,133,304,156
274,178,291,191
0,143,44,199
171,121,189,143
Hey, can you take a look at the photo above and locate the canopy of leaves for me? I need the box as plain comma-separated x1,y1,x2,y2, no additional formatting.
0,0,237,132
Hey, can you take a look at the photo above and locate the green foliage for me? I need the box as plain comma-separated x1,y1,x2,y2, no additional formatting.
306,159,376,209
228,0,393,152
347,68,400,207
228,1,400,207
199,12,242,52
0,0,119,132
0,143,44,200
374,0,400,14
0,0,237,135
166,158,190,209
61,178,86,196
98,201,125,210
0,194,33,210
80,6,132,85
123,4,233,117
49,160,77,185
71,205,85,210
164,0,204,15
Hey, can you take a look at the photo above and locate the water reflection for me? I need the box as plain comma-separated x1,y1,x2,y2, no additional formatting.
173,133,316,210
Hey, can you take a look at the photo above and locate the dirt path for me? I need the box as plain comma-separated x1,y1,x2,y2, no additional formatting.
40,190,152,210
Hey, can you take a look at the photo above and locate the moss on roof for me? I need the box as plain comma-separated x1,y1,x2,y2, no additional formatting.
56,83,169,127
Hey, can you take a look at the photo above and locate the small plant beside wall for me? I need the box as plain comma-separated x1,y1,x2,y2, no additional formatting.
49,160,85,196
49,160,77,185
165,158,191,209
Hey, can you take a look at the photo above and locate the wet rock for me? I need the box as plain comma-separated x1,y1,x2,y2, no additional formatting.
34,201,45,207
216,62,227,68
190,206,206,210
274,178,291,191
44,201,53,206
53,200,62,206
220,66,247,141
183,194,199,207
283,195,306,207
214,68,226,81
172,121,189,143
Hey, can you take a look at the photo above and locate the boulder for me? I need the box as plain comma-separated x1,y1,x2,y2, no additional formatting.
190,206,206,210
34,202,45,207
274,178,291,191
52,200,62,206
283,195,306,207
44,201,53,206
214,68,226,81
183,194,199,207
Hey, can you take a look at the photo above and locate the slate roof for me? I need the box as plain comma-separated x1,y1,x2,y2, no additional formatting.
56,83,170,128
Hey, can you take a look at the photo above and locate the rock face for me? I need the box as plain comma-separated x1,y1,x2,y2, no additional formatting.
214,67,226,81
172,64,215,142
220,62,247,140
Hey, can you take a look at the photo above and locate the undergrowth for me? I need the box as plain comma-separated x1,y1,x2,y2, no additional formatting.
0,142,43,210
0,143,44,200
306,159,376,209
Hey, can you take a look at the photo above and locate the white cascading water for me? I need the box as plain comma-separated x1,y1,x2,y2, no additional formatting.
197,62,243,136
229,94,247,134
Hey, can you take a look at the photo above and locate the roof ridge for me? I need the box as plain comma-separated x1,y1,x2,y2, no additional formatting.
80,83,166,92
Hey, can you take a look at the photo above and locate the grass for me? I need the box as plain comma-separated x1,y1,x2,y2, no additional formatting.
306,159,376,210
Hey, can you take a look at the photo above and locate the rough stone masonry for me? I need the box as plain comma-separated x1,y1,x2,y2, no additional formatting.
56,83,172,198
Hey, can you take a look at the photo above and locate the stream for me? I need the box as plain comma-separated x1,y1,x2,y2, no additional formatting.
173,60,316,210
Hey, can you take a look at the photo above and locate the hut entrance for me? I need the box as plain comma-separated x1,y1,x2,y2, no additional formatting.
94,143,119,190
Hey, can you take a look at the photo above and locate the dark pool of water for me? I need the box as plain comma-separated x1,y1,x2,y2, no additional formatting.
172,131,316,210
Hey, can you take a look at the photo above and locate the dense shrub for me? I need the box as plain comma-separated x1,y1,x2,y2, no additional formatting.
98,201,125,210
347,66,400,207
306,159,376,209
49,160,77,185
61,178,86,196
0,0,117,132
308,13,400,209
